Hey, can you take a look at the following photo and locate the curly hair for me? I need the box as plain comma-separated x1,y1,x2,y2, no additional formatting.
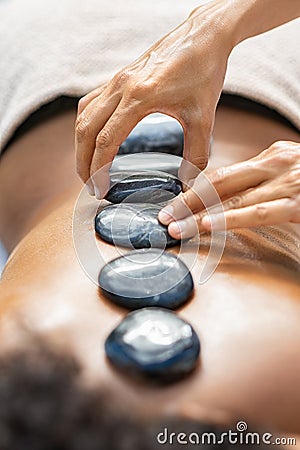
0,342,276,450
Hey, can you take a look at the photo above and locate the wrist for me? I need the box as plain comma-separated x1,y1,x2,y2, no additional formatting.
223,0,270,45
214,0,300,45
189,0,300,49
190,0,266,47
187,0,239,53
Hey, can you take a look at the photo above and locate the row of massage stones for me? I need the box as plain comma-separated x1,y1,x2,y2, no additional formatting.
94,117,200,383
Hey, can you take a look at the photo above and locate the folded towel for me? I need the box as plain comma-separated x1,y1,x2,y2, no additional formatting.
0,0,299,153
224,18,300,130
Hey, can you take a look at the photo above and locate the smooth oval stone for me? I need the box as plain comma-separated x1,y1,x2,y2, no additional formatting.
106,171,182,204
99,249,193,310
118,113,183,156
111,153,181,176
95,203,180,249
105,308,200,381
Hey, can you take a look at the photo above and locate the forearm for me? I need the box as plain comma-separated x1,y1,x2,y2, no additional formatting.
228,0,300,44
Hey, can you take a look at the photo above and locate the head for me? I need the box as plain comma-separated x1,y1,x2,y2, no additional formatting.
0,340,276,450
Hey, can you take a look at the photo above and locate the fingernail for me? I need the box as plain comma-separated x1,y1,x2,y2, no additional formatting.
169,220,186,238
93,184,102,200
202,214,225,230
201,215,211,230
159,205,174,225
86,183,94,196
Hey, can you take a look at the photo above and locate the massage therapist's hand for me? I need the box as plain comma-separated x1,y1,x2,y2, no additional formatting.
159,141,300,237
75,0,300,198
75,2,237,197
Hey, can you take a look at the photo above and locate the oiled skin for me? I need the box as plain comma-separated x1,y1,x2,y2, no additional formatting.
0,105,300,434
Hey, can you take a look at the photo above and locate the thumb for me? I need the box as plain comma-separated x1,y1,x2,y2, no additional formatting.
178,116,212,186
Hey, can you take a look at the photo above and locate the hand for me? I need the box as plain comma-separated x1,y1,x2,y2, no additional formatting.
75,2,234,198
159,141,300,237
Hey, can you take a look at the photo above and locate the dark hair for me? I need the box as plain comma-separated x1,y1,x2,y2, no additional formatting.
0,343,274,450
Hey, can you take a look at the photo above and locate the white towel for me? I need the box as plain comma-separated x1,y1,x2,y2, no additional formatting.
224,18,300,129
0,0,299,153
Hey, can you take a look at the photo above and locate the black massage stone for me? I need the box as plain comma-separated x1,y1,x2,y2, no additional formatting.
95,203,180,249
118,113,183,156
99,249,193,310
105,308,200,381
106,171,182,203
111,153,181,176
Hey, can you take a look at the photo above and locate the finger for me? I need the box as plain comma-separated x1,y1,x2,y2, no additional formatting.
90,101,145,198
201,198,292,232
77,83,108,116
168,198,292,239
178,116,211,184
220,182,282,213
76,86,109,195
75,91,121,186
158,174,211,226
168,210,208,239
159,159,267,225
